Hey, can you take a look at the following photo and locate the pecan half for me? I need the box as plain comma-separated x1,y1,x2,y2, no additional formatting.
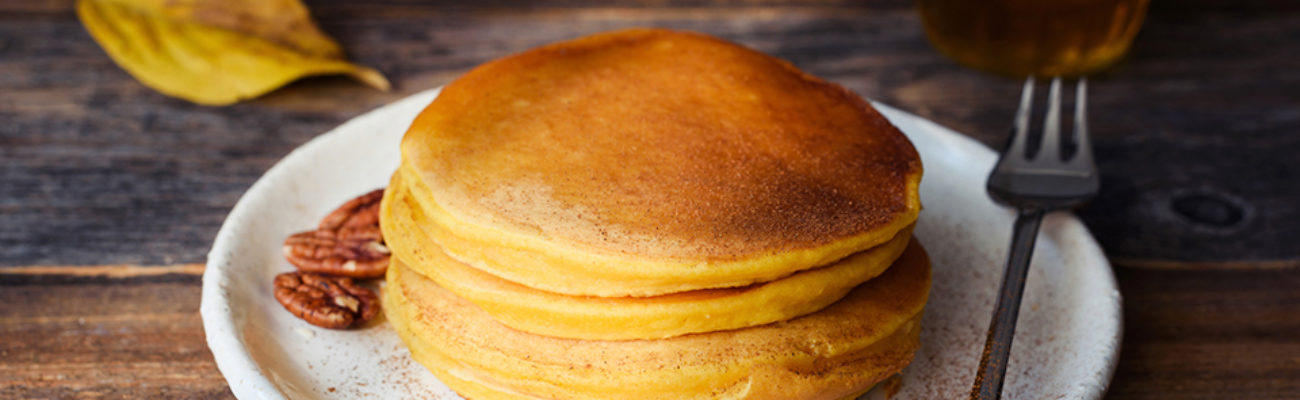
274,271,379,329
318,189,384,231
283,189,389,278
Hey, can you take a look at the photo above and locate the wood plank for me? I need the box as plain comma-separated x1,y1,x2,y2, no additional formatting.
0,263,204,277
1107,267,1300,399
0,276,232,398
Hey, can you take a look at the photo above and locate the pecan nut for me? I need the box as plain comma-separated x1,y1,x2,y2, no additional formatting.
273,271,379,329
283,188,390,278
318,188,384,231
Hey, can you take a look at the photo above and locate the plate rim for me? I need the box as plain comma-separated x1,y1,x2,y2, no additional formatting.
199,90,443,400
200,89,1122,400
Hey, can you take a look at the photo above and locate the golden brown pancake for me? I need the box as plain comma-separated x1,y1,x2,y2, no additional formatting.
384,240,932,400
395,28,922,297
382,173,914,340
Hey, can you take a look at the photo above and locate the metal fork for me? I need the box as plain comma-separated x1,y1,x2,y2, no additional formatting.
970,77,1100,400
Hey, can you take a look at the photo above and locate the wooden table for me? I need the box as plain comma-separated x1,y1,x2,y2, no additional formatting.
2,0,1297,398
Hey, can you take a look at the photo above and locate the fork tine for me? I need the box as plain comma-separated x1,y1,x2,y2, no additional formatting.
1040,77,1063,160
975,76,1099,400
1008,77,1035,158
1071,78,1095,166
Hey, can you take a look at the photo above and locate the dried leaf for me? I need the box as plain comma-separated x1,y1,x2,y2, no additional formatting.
76,0,390,106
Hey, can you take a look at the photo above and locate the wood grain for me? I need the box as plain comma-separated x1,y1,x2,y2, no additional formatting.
0,263,204,277
1108,267,1300,399
0,274,231,399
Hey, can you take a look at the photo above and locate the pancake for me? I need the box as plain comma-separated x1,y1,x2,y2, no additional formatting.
382,173,914,340
384,240,932,400
396,28,922,297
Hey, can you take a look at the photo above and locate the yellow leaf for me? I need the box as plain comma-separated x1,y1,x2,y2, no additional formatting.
76,0,390,106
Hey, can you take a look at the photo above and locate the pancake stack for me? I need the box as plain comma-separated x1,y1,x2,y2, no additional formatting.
380,29,929,400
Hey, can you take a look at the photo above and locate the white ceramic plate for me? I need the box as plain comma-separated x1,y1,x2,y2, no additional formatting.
201,89,1121,400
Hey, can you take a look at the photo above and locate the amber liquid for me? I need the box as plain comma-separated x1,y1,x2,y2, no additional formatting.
918,0,1150,77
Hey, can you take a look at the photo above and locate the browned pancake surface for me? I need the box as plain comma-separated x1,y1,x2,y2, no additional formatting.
402,28,922,259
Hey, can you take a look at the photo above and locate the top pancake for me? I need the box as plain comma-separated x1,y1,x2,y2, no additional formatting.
400,28,921,292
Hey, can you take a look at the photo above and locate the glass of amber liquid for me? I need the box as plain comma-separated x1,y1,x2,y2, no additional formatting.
917,0,1150,77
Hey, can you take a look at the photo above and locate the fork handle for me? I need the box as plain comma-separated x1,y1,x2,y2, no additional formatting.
970,208,1045,400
